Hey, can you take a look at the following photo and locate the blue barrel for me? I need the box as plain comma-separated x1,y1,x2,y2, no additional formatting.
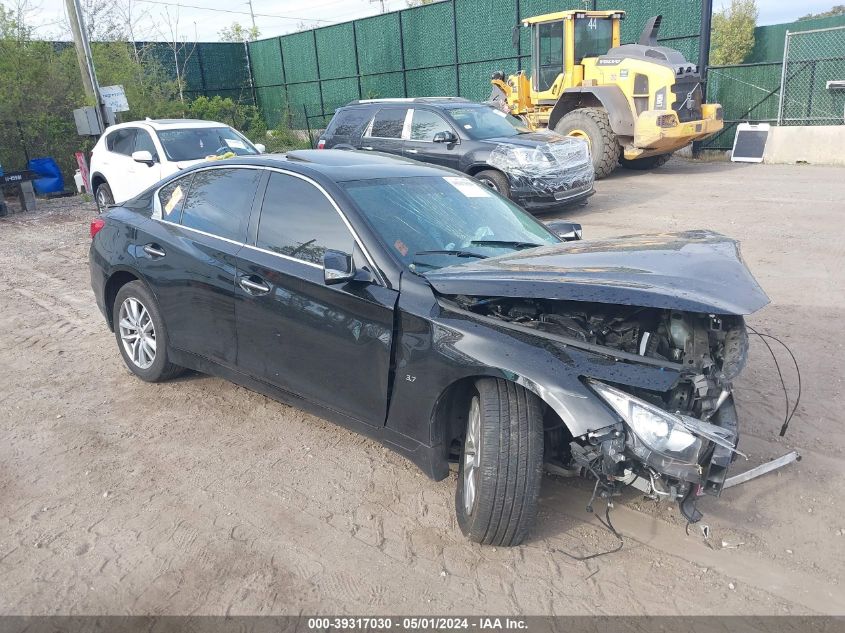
28,157,64,194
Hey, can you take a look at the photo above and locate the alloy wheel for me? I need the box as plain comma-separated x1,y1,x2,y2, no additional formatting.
478,177,499,192
463,396,482,514
118,297,156,369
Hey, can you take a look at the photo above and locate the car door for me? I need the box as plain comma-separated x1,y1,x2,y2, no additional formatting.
132,166,263,366
403,108,462,170
130,127,163,193
234,170,398,426
103,128,137,202
360,107,409,157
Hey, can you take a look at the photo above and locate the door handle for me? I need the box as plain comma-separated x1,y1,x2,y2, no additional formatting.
407,149,419,154
239,276,270,295
143,243,166,258
362,146,374,151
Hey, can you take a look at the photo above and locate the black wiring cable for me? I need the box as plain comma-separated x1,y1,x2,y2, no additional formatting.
554,465,625,561
746,325,802,437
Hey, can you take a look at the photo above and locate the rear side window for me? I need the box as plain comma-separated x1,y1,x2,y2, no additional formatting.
179,168,261,242
327,108,371,137
368,108,408,139
257,172,354,265
158,176,191,222
107,128,136,155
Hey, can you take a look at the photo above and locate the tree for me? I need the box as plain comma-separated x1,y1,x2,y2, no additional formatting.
406,0,444,6
710,0,758,66
800,5,845,19
218,21,260,42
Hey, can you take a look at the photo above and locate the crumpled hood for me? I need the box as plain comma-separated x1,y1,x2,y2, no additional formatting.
424,230,770,315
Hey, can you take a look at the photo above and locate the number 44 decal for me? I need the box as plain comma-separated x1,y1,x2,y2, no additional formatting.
588,17,598,30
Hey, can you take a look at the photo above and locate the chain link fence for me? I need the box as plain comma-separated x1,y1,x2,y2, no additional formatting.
777,25,845,125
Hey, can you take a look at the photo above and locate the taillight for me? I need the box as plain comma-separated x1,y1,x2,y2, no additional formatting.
90,217,105,238
317,139,326,149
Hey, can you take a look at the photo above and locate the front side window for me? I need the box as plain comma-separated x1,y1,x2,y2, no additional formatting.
257,172,354,265
342,176,558,271
535,20,564,92
155,127,258,162
179,168,261,242
446,106,530,140
107,128,136,156
367,108,409,139
410,110,452,142
134,129,159,161
574,17,613,63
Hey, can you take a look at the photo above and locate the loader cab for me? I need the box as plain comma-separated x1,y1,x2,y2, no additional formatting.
527,10,623,98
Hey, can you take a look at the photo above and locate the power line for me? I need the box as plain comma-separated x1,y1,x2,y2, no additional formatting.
132,0,336,23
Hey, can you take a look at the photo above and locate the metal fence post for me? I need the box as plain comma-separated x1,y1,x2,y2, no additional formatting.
304,104,314,148
452,0,460,96
352,20,363,100
398,11,408,97
776,30,790,125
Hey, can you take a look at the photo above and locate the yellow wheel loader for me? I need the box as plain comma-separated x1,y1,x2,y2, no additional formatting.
489,10,724,178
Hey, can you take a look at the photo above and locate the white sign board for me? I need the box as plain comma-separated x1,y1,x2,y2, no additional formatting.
100,85,129,113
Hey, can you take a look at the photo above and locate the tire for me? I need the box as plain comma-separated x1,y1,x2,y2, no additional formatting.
554,107,619,179
474,169,511,199
619,152,673,170
112,280,184,382
95,183,114,213
456,378,544,546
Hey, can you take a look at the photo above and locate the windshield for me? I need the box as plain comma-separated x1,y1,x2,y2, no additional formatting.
342,176,559,272
446,106,532,140
574,17,613,63
155,127,258,161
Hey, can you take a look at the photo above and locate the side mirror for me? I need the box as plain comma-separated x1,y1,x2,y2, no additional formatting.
433,131,457,144
323,249,375,285
254,143,266,153
132,150,155,166
546,220,583,241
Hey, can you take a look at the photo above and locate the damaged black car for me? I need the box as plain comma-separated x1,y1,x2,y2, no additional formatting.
89,150,769,547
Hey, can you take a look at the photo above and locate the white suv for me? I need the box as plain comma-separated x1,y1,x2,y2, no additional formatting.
89,119,265,211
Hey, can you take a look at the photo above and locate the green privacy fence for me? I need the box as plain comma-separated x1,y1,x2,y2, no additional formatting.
247,0,703,130
138,41,255,104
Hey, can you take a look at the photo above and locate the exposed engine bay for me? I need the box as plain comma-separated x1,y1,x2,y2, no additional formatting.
451,295,749,522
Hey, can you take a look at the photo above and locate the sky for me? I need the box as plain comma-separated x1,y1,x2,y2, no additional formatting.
9,0,842,42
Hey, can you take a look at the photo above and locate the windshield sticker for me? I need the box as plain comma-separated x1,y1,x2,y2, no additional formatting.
164,185,183,216
225,138,247,150
462,124,473,129
394,239,409,257
444,177,490,198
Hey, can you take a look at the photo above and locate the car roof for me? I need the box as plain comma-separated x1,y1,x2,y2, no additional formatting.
341,97,475,109
104,119,230,132
196,149,458,182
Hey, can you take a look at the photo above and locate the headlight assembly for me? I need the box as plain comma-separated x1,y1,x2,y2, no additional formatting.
587,379,702,466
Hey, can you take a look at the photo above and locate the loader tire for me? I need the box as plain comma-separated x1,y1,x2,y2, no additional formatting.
455,378,544,547
554,107,619,179
620,152,673,170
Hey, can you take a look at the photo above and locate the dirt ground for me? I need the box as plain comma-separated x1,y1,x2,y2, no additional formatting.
1,159,843,616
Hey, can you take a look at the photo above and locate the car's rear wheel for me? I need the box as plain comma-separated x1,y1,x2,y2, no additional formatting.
474,169,511,199
455,378,544,546
113,281,183,382
95,183,114,213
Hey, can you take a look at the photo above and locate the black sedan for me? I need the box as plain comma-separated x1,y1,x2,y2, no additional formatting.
90,150,769,546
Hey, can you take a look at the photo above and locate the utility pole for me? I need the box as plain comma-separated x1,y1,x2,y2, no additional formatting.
65,0,112,131
246,0,257,31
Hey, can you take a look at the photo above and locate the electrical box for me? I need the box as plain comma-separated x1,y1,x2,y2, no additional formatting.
74,107,103,136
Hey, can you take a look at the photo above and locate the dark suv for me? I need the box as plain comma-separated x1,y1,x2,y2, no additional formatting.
318,98,594,210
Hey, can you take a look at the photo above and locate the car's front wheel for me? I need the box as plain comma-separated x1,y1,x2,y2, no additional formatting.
456,378,544,546
474,169,510,199
95,183,114,213
112,281,184,382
